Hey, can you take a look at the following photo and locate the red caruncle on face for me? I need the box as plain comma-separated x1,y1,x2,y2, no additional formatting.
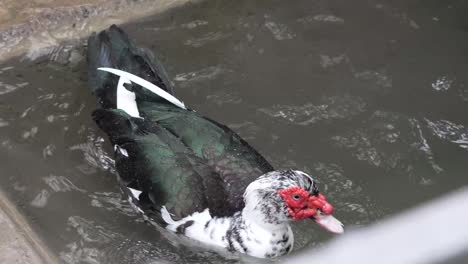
278,186,334,220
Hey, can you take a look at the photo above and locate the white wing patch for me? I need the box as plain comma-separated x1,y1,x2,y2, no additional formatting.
127,187,142,200
161,207,213,232
114,145,129,157
116,75,140,117
97,67,187,114
161,206,176,225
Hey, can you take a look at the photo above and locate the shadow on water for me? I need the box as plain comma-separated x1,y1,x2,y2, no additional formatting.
0,0,468,263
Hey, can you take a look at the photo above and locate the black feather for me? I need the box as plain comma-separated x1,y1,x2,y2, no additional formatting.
87,25,275,222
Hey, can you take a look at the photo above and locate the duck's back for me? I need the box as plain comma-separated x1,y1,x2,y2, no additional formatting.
87,25,273,222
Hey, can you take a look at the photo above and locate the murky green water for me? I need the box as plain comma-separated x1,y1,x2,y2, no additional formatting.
1,0,468,263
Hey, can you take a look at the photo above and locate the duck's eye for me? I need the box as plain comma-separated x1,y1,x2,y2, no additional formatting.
292,194,301,200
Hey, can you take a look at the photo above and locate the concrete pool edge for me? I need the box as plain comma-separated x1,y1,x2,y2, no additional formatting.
0,0,197,62
0,189,59,264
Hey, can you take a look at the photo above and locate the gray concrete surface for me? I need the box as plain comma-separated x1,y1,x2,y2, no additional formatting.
0,0,196,61
0,190,58,264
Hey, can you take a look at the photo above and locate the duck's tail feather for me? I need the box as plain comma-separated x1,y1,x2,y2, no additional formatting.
87,25,181,113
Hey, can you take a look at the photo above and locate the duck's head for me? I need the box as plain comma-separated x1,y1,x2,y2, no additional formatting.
243,170,344,234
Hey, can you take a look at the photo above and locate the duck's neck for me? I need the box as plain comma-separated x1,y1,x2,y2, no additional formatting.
225,209,294,258
167,208,294,258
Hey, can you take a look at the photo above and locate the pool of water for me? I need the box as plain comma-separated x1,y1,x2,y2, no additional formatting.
1,0,468,263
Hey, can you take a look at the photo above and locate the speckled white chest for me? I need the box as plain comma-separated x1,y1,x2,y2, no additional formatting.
161,207,294,258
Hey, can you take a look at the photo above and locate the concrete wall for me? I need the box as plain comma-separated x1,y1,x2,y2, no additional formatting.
0,0,195,61
0,190,59,264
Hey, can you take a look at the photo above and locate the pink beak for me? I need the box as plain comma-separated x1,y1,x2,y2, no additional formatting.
309,194,344,234
314,211,344,234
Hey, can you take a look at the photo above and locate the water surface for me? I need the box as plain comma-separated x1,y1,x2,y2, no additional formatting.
1,0,468,263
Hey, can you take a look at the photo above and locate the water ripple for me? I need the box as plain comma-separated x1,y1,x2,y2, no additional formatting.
60,216,120,264
174,66,228,83
425,119,468,150
89,192,138,217
319,54,348,69
297,14,344,24
331,111,444,181
70,133,116,174
431,76,454,91
30,189,50,208
0,80,28,95
354,70,392,90
206,91,242,106
264,16,295,40
259,94,366,125
43,175,85,193
313,162,387,225
184,32,230,47
0,118,9,127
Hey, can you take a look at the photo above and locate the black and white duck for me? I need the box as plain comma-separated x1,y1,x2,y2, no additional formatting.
86,25,343,258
